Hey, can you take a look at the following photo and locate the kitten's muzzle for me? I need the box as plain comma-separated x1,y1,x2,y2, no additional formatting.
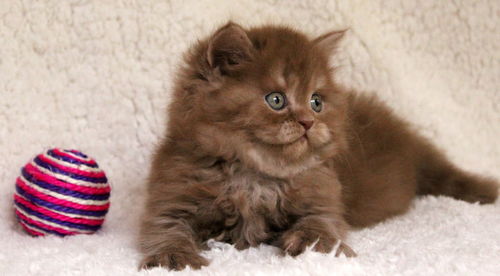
299,119,314,130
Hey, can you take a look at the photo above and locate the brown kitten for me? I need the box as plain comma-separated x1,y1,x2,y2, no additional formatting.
138,22,498,270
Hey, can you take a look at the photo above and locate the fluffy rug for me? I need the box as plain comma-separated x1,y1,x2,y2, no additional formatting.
1,0,498,275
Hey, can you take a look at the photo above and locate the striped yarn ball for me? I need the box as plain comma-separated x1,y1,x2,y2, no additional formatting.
14,148,110,237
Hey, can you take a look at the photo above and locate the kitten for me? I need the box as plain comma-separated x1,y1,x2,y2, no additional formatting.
138,22,498,270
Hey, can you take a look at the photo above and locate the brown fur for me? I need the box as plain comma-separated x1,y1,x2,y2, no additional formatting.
138,23,498,270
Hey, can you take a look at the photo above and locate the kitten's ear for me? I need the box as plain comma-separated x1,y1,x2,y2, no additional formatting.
312,29,347,54
207,23,254,74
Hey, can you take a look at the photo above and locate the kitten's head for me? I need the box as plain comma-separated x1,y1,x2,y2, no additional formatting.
169,23,348,178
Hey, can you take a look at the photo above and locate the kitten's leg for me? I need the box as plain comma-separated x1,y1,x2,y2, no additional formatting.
138,153,225,271
139,214,208,270
278,166,355,257
138,181,219,270
417,147,498,204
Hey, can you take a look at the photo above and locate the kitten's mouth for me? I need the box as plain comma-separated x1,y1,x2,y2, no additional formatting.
293,134,307,145
287,132,309,146
260,135,306,147
253,130,307,146
282,133,308,147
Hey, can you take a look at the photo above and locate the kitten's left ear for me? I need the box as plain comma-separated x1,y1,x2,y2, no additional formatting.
207,23,254,75
312,29,347,54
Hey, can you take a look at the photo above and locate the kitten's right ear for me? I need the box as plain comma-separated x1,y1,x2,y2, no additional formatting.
312,29,347,55
206,23,254,75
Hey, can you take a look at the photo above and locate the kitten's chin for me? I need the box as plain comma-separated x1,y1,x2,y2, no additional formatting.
240,139,324,179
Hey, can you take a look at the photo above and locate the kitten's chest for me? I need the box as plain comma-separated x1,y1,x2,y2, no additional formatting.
220,172,286,218
214,170,291,245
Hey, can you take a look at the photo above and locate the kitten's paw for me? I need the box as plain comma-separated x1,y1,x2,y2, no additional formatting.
278,229,356,257
278,229,329,256
277,230,309,256
140,251,208,271
334,242,357,258
234,239,251,250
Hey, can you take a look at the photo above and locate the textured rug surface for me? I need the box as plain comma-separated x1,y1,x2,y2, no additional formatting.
1,0,499,275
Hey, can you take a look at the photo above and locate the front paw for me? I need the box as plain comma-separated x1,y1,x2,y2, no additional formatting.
234,238,251,250
278,229,356,257
140,250,208,271
278,229,328,256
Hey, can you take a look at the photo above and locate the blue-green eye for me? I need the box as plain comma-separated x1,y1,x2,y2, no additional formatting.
265,92,286,110
310,94,322,112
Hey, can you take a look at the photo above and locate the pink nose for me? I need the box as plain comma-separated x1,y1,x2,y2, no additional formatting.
299,119,314,130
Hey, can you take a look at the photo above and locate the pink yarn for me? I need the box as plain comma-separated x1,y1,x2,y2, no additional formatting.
13,148,111,237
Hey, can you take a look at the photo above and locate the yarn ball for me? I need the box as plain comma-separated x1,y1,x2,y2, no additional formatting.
13,148,110,237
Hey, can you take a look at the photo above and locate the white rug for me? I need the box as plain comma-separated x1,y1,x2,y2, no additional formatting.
0,0,499,275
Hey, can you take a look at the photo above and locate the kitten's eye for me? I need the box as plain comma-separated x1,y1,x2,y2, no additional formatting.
310,94,322,112
265,92,287,110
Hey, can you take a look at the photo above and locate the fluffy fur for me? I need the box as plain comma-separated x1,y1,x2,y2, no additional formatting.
138,23,498,270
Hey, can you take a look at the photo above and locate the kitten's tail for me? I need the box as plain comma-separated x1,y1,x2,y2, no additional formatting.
416,147,498,204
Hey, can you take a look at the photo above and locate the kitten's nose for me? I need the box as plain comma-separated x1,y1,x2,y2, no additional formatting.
299,119,314,131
